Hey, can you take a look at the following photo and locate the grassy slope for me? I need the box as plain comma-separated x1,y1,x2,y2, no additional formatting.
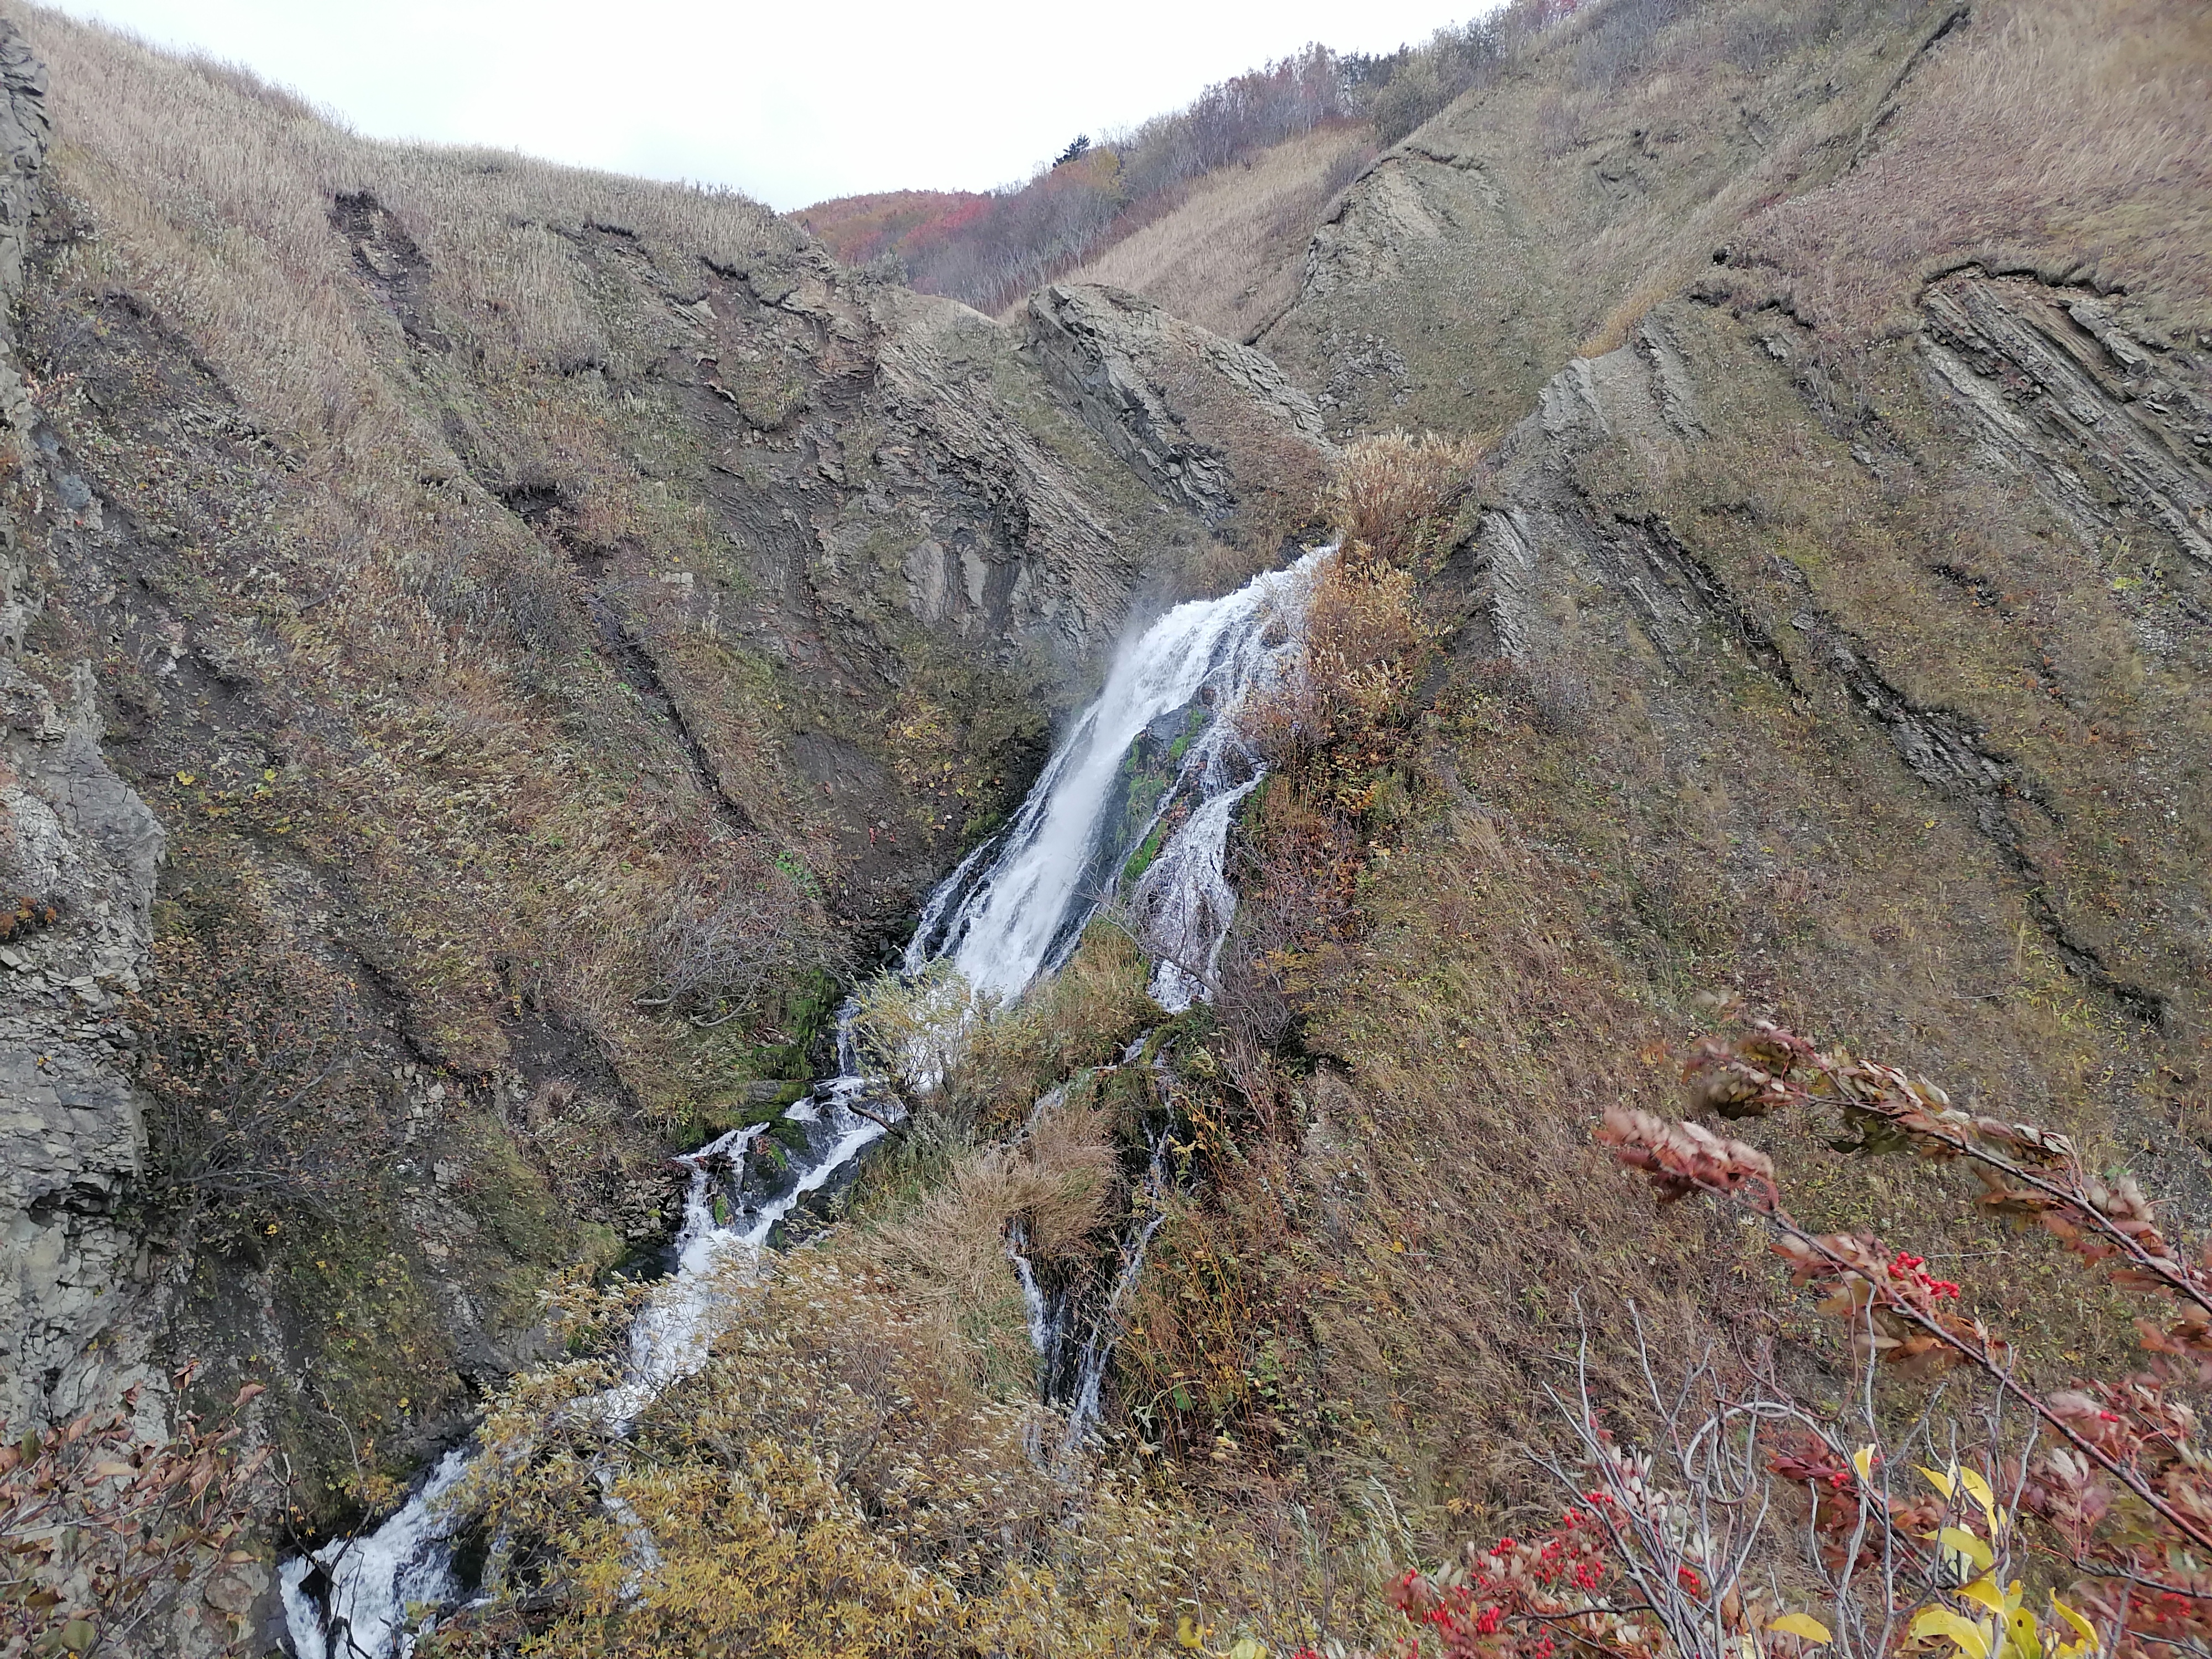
1055,126,1375,346
6,3,1198,1520
1063,0,2212,1590
1259,0,2211,432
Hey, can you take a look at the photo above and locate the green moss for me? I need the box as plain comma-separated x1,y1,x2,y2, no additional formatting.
1121,818,1171,886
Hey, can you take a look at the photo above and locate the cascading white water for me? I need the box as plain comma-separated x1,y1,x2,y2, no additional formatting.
907,547,1326,1002
925,548,1329,1431
281,549,1329,1655
280,1006,895,1659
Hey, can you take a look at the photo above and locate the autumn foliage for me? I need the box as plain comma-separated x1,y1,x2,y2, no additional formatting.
1,1371,268,1658
1387,1020,2212,1659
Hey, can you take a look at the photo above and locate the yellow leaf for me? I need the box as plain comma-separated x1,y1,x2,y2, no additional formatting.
175,771,196,786
1940,1530,1997,1573
1851,1446,1878,1486
1912,1608,1992,1659
1920,1464,1958,1502
1957,1575,2010,1616
1957,1467,2000,1528
1228,1642,1268,1659
1768,1613,1833,1644
2051,1596,2098,1652
1177,1616,1207,1651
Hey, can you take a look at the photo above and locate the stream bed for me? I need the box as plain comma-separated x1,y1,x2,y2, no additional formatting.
279,546,1327,1657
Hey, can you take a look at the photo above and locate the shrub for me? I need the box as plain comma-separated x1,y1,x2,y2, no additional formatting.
1,1371,268,1658
1237,546,1434,787
422,1253,1203,1658
1326,430,1490,572
1383,1019,2212,1659
642,848,843,1031
133,888,391,1253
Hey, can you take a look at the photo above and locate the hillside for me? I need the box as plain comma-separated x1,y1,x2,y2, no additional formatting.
792,187,993,270
1,0,2209,1654
0,0,1328,1610
1060,123,1374,344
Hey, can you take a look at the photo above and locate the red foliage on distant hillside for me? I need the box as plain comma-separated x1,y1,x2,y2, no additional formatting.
795,190,993,270
794,4,1579,316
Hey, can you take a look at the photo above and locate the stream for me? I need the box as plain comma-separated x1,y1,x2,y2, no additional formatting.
279,546,1327,1657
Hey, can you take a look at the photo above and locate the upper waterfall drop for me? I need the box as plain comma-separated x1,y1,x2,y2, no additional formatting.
908,546,1329,1005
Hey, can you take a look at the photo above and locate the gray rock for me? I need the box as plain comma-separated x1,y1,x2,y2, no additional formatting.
1025,283,1333,525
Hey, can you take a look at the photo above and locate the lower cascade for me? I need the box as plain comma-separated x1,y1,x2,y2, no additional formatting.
280,547,1326,1658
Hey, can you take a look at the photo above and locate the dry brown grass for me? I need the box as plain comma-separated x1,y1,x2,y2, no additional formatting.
19,7,787,421
873,1092,1120,1391
1238,547,1434,783
1063,126,1375,342
1327,429,1491,567
1739,0,2212,338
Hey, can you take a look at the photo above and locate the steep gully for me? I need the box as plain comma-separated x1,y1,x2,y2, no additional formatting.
280,549,1331,1658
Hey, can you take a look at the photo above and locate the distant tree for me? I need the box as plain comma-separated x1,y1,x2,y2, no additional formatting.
1054,133,1092,168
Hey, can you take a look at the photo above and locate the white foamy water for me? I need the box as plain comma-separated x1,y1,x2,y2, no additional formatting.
279,1447,469,1659
281,1012,894,1658
907,547,1326,1001
283,549,1329,1654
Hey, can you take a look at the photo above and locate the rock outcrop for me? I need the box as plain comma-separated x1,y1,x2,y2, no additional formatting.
1025,283,1333,528
0,19,168,1439
0,8,1353,1538
1427,273,2205,1154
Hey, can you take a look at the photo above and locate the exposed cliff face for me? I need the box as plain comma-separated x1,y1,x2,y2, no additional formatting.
0,14,173,1445
0,7,1314,1536
1024,281,1334,535
1264,0,2211,434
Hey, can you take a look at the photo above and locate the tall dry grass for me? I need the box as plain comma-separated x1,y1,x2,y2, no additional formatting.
19,6,788,431
1065,125,1376,342
873,1092,1120,1391
1326,429,1491,567
1740,0,2212,337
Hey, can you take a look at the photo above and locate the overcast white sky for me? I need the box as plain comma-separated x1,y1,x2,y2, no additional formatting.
45,1,1488,212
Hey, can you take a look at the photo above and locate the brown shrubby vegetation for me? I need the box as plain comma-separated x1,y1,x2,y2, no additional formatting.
422,1254,1232,1658
133,880,392,1253
1,1372,267,1659
642,848,844,1029
1373,1020,2212,1659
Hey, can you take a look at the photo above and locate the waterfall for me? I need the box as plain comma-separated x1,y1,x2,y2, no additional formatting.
907,546,1326,1003
279,547,1328,1655
280,1003,897,1659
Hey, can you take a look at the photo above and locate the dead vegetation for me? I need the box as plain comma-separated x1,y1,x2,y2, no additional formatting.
1247,0,2212,437
873,1091,1121,1392
1062,126,1376,344
1735,0,2212,340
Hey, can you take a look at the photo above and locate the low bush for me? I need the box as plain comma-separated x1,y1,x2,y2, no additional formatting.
641,846,844,1031
1,1371,268,1658
1326,430,1489,572
422,1254,1205,1658
133,882,392,1254
1237,547,1435,791
1379,1020,2212,1659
